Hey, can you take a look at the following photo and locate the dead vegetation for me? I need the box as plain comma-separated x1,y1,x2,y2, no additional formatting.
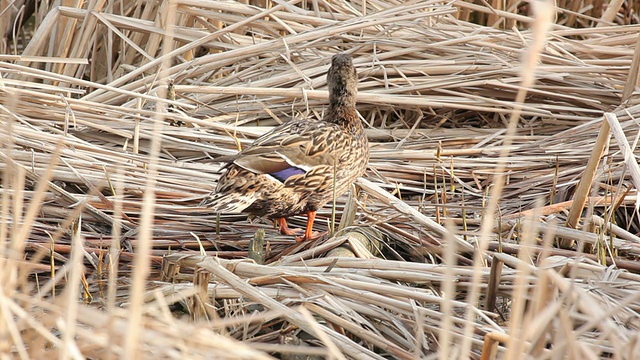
1,0,640,358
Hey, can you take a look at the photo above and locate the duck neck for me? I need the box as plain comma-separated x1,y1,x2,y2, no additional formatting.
326,104,359,129
327,81,359,127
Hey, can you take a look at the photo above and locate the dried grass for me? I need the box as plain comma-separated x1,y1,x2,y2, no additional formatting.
1,0,640,358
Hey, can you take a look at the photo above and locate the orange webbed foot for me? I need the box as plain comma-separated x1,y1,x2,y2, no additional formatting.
294,230,328,242
277,218,303,236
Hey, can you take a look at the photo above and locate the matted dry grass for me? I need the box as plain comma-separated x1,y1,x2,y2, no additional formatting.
1,0,640,359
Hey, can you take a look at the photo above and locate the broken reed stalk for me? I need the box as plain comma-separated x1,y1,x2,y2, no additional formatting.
248,229,265,264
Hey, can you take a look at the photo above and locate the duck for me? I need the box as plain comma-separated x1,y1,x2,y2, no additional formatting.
200,53,369,241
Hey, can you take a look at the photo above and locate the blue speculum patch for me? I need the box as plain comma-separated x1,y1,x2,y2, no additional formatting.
270,166,306,182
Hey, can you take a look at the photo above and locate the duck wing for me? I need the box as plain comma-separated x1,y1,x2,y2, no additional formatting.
231,119,341,181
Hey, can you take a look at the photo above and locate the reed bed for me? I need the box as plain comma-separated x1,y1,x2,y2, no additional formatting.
1,0,640,358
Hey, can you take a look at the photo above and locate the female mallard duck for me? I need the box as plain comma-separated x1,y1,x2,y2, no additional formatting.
200,53,369,241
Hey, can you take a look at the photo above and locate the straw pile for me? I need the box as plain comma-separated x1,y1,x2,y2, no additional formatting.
1,0,640,358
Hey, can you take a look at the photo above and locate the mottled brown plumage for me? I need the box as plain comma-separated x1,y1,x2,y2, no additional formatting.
200,53,369,241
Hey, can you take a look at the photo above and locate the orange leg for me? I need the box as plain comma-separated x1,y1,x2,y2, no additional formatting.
277,218,301,236
296,210,318,242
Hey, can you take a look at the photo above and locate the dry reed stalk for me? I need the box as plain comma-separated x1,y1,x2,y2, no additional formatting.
197,256,385,359
605,112,640,206
564,118,611,248
461,1,555,357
